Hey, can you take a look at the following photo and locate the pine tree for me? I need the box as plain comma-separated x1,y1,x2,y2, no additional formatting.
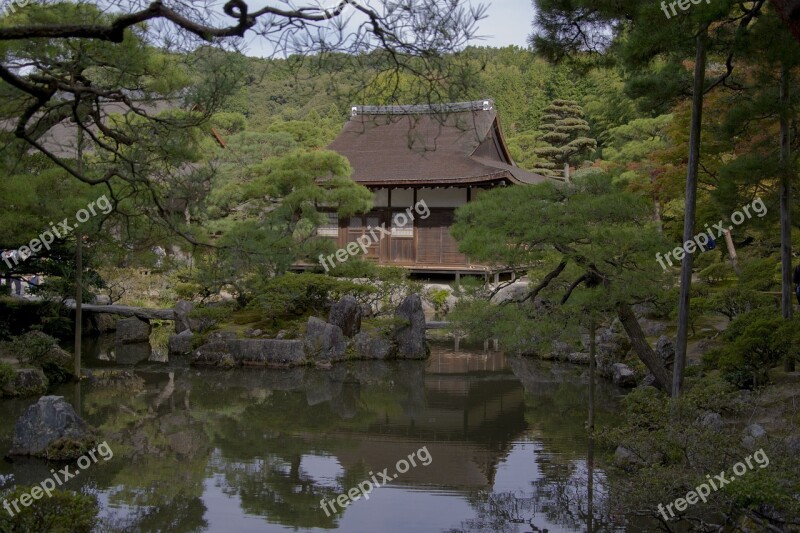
532,99,597,179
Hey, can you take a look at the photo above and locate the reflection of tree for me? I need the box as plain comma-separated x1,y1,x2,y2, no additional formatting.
216,454,340,529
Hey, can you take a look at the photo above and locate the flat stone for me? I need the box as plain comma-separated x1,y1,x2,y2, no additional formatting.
192,339,306,367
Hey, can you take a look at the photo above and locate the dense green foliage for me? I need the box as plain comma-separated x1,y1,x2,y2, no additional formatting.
0,487,98,532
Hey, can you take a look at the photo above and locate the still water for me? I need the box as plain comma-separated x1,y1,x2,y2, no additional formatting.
0,339,630,532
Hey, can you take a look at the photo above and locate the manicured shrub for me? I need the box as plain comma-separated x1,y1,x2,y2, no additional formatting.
0,361,14,389
0,487,98,532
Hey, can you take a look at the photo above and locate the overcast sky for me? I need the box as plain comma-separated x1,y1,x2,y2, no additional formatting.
241,0,536,57
474,0,535,48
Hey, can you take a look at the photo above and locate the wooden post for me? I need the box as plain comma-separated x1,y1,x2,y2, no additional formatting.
723,229,741,276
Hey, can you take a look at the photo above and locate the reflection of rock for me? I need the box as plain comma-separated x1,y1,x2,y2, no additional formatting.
85,370,145,390
329,380,360,419
304,317,347,361
192,339,305,367
115,317,152,344
351,332,395,360
10,396,97,459
328,296,362,337
114,342,152,365
394,294,429,359
169,331,194,355
2,368,48,398
305,373,343,406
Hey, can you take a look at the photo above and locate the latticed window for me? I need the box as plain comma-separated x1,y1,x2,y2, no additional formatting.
391,210,414,238
317,212,339,237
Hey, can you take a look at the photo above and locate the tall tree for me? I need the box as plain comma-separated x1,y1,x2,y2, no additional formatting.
531,0,768,396
451,172,673,390
531,99,597,179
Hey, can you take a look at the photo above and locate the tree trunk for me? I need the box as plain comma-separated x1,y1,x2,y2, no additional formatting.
617,303,671,391
780,65,796,372
723,229,741,276
674,30,707,398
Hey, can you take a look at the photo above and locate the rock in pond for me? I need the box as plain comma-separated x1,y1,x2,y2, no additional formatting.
328,296,362,338
304,317,347,361
168,330,194,355
1,368,48,398
393,294,429,359
9,396,97,460
192,339,306,368
115,317,151,345
351,332,396,360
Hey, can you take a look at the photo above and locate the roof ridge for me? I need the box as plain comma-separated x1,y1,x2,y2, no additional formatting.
350,100,494,116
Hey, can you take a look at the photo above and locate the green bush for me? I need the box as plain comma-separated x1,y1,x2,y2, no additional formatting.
704,307,786,388
707,287,774,321
4,331,73,384
0,487,98,532
698,261,734,283
425,288,451,316
250,273,374,323
738,257,780,291
188,301,238,332
0,361,14,389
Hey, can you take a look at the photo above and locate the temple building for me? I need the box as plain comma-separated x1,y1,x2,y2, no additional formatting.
322,100,549,276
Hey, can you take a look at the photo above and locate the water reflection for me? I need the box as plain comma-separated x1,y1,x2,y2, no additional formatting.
0,340,629,532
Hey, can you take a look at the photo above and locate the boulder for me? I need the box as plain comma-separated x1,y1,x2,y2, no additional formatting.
174,300,194,334
328,296,362,337
192,339,305,367
351,332,396,360
115,317,151,345
393,294,429,359
613,446,642,468
92,294,112,305
639,373,657,388
2,368,48,398
568,352,591,365
304,317,347,361
168,331,194,355
244,329,263,338
89,313,117,333
655,335,675,370
742,423,767,451
699,411,724,432
611,363,636,388
9,396,97,459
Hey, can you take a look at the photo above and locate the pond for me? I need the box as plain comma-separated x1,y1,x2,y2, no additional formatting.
0,339,640,532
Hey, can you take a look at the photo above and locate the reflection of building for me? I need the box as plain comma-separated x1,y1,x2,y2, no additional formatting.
335,346,526,489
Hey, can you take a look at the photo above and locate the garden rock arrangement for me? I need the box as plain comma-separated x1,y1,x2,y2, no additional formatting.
190,294,429,368
1,368,48,398
9,396,97,460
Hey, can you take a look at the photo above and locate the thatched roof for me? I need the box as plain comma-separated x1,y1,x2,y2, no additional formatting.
328,100,549,187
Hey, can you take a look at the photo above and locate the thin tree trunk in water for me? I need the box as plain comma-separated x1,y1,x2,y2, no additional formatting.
587,315,596,532
617,303,671,391
674,30,707,398
780,66,796,372
723,229,741,276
